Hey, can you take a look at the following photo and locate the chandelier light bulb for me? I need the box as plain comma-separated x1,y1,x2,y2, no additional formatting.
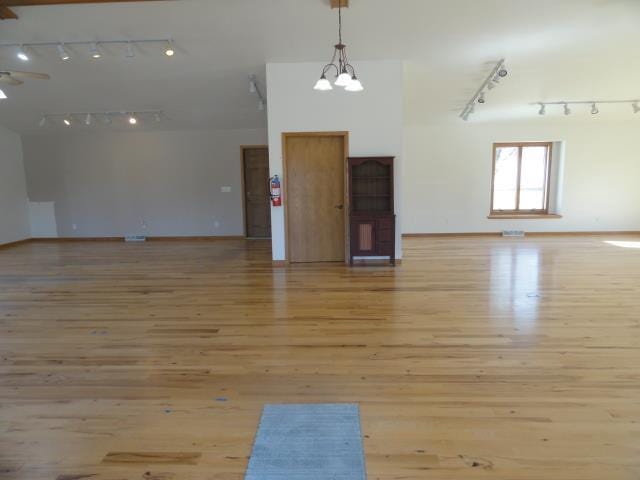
345,76,364,92
335,71,353,87
314,75,333,91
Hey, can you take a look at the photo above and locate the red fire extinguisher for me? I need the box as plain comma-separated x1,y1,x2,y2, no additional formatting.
270,175,282,207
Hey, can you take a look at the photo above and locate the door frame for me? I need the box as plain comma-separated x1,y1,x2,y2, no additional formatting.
240,145,270,238
281,131,350,263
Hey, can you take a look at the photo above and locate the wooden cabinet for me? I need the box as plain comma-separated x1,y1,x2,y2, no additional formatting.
348,157,396,265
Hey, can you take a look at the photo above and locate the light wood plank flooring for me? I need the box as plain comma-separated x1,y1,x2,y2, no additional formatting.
1,235,639,480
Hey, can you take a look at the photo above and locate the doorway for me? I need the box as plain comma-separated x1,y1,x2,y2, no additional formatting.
283,132,348,263
242,146,271,238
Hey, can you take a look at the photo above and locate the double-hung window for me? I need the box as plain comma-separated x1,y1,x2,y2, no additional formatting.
491,142,552,215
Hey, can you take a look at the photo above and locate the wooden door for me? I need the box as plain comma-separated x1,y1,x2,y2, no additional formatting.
285,134,346,263
243,147,271,238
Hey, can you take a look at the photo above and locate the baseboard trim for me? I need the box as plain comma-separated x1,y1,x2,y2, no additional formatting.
31,237,123,242
352,259,402,266
146,236,246,241
403,231,640,238
272,260,289,267
0,238,31,250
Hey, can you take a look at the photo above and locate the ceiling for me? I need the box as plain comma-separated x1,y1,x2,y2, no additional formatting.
0,0,639,133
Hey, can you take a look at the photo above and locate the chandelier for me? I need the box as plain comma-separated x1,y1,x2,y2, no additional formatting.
313,2,363,92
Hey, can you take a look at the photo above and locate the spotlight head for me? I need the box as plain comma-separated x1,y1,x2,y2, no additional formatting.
63,118,72,126
103,114,112,125
39,116,47,127
126,42,135,58
17,45,29,62
477,92,486,104
591,103,599,115
90,43,102,59
538,104,546,116
498,68,508,78
633,102,640,114
154,112,162,122
128,115,138,125
0,88,6,100
564,103,571,116
487,82,496,90
57,44,70,61
249,75,257,94
164,40,175,57
85,113,93,126
258,100,265,111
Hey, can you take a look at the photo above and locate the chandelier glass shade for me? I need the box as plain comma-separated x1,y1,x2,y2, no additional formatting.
314,4,363,92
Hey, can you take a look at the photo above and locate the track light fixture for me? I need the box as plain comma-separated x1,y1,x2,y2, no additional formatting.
248,74,267,111
460,59,508,121
17,45,29,61
164,39,175,57
39,110,163,128
1,38,176,61
57,43,70,61
533,99,640,116
90,43,102,59
314,2,363,93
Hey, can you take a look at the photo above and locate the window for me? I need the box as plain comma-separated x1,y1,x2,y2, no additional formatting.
491,142,552,215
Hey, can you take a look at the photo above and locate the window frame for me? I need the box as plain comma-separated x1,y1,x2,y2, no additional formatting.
490,142,553,216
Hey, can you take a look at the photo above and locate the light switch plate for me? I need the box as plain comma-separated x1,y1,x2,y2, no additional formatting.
221,186,232,193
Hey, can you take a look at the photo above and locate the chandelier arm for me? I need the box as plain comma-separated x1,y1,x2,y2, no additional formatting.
345,63,357,76
322,63,340,77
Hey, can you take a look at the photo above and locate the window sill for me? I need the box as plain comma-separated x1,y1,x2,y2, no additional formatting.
487,214,563,219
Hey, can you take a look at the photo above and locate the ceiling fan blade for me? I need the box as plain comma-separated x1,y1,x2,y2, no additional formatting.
7,71,50,80
0,75,23,85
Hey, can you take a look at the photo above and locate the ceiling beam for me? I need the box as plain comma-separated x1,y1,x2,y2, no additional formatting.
0,6,19,18
1,0,165,20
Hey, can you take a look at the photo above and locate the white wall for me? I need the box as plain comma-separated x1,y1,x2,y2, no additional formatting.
21,129,267,238
403,119,640,233
267,60,404,261
0,125,29,245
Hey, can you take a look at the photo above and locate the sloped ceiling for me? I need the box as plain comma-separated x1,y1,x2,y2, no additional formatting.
0,0,639,133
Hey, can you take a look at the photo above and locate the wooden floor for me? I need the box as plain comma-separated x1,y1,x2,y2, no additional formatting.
1,235,639,480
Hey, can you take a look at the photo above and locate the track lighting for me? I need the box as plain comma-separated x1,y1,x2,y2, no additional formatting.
533,99,640,116
90,43,101,59
460,59,508,121
564,103,571,116
591,103,599,115
17,45,29,61
633,102,640,114
38,116,47,127
39,110,162,128
538,104,546,116
0,88,7,100
164,39,175,57
248,74,267,110
57,43,70,61
126,42,135,58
